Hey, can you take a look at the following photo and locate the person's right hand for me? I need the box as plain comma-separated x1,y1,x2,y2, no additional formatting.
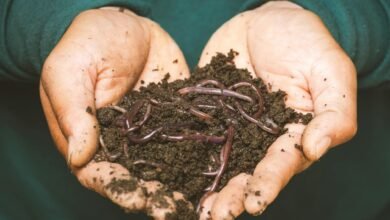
197,2,357,219
40,7,191,218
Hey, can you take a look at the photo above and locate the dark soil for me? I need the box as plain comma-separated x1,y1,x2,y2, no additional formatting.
94,51,312,219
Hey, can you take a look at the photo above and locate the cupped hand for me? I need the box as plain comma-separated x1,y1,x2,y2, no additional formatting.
40,7,191,218
198,2,357,219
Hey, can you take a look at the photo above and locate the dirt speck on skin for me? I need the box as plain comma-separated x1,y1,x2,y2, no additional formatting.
106,178,138,194
96,51,312,218
86,106,93,115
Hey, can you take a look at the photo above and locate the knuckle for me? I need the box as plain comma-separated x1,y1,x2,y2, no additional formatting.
343,117,358,140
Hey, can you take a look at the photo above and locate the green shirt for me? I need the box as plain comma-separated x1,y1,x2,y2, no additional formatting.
0,1,389,220
0,0,389,88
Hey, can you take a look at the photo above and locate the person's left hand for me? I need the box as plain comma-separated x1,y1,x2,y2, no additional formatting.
197,2,357,219
39,7,191,218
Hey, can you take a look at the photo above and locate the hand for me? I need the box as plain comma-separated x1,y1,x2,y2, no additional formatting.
197,2,357,219
40,7,191,218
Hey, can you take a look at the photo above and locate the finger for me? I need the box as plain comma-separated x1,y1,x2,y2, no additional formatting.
244,124,310,215
145,190,177,220
303,51,357,160
172,191,194,211
199,192,218,220
41,10,150,167
140,181,194,219
75,161,147,211
210,173,250,220
41,51,100,168
134,18,190,89
198,11,255,74
40,83,68,158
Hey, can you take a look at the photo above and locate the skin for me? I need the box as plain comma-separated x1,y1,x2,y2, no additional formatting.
40,2,357,219
198,2,357,219
40,7,190,217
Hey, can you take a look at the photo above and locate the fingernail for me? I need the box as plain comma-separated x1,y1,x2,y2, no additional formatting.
67,151,73,167
67,136,75,167
253,206,267,216
314,137,331,160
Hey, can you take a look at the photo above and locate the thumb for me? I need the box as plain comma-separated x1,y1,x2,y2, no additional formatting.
303,50,357,161
41,51,100,167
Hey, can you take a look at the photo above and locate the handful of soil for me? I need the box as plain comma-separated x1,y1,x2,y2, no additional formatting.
95,51,312,218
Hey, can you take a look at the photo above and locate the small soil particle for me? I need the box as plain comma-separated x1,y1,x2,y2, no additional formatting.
95,51,312,218
106,178,138,194
86,106,93,115
295,144,303,151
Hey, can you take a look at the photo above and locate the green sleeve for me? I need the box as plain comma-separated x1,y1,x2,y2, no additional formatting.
292,0,390,89
0,0,153,82
243,0,390,89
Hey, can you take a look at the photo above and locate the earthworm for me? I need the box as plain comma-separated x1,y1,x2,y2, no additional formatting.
123,142,129,158
197,126,234,214
125,126,140,134
196,104,218,109
195,79,232,115
113,115,127,128
189,107,213,121
99,135,122,161
202,170,218,176
218,99,236,113
127,127,163,144
234,101,280,134
196,79,226,89
228,81,264,118
149,98,176,106
123,101,152,134
107,105,127,113
133,159,165,170
210,153,220,164
136,103,152,126
149,98,160,105
178,87,253,103
264,117,279,130
124,100,146,129
209,125,234,192
160,133,226,144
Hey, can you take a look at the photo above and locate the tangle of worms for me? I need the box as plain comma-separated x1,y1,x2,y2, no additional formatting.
99,79,281,214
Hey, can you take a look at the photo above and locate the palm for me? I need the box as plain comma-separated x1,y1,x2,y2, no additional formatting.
198,2,357,219
40,7,191,218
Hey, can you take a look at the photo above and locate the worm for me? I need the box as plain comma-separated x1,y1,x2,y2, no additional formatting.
160,133,226,144
107,105,127,113
124,100,146,129
196,79,226,89
99,135,122,162
234,101,280,134
133,159,165,170
196,104,218,109
189,107,213,121
127,127,163,144
197,126,235,214
178,87,253,103
228,81,264,118
136,103,152,126
209,125,235,192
